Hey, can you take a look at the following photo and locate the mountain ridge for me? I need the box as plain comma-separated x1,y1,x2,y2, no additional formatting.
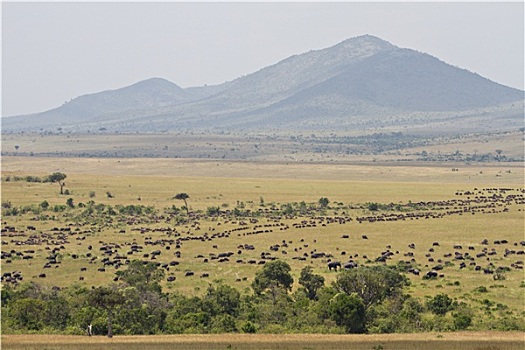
3,35,523,134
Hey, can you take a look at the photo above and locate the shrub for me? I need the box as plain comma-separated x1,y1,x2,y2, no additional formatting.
474,286,488,293
493,271,506,281
241,321,257,333
367,202,379,211
25,176,42,183
452,304,473,330
426,294,454,316
53,205,67,212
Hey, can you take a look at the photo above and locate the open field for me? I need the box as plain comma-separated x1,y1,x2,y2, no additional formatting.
2,332,525,350
2,157,524,294
1,156,524,335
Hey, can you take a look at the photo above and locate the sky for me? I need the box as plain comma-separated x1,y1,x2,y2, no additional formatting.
2,1,524,117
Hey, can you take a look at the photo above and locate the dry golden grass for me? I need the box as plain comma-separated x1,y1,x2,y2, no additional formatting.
2,156,523,181
1,156,524,324
2,332,524,350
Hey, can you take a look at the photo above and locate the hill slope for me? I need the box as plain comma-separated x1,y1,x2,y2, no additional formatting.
3,35,523,134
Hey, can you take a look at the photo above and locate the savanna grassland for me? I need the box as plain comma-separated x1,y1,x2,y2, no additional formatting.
2,129,523,162
1,155,524,349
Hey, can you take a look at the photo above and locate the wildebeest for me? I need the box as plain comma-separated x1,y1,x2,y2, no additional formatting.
343,261,358,269
425,270,438,278
328,261,341,271
408,268,420,276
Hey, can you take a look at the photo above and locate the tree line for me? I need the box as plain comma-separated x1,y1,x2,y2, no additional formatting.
3,260,521,336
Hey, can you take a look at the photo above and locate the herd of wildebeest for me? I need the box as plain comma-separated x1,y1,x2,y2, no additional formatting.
1,187,524,289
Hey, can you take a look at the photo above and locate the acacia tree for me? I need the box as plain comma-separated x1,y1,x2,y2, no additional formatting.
87,286,125,338
47,172,67,195
173,193,190,215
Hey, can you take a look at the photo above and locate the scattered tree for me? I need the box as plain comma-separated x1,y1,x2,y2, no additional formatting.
47,172,67,195
173,193,190,215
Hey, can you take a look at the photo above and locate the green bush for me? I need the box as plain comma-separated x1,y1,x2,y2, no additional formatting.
328,293,366,333
426,294,454,316
241,321,257,333
474,286,488,293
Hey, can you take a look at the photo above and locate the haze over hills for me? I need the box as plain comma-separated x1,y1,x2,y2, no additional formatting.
3,35,523,134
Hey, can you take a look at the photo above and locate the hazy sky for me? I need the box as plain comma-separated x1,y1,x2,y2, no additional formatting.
2,1,524,117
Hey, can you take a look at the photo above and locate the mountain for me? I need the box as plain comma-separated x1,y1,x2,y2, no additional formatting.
2,35,523,134
2,77,219,131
